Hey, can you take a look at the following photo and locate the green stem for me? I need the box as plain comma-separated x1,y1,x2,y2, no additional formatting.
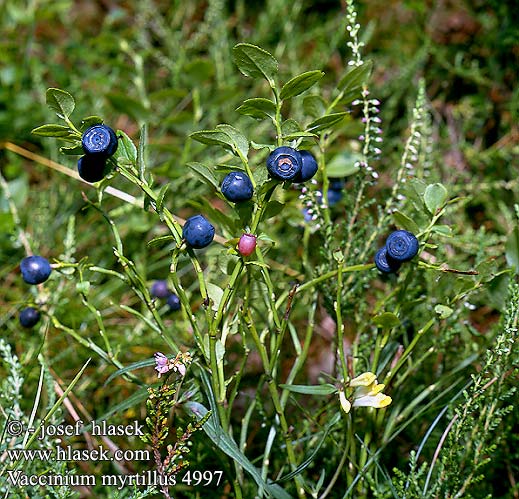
243,308,306,499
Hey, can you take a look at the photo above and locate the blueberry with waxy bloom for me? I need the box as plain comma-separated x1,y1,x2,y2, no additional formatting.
266,146,302,181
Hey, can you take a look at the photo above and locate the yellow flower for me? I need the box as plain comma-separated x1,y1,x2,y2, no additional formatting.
349,371,376,387
339,388,352,413
339,372,392,412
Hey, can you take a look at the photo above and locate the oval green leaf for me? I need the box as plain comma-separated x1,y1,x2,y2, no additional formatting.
306,113,347,133
424,183,448,214
236,98,276,120
232,43,278,83
46,88,75,119
392,210,420,234
326,152,361,178
280,70,325,100
31,124,75,138
187,162,219,189
372,312,400,329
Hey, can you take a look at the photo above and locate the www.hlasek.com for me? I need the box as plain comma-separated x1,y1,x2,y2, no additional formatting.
5,419,223,490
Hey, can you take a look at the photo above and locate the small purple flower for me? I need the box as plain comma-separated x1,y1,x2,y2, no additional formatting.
154,351,193,378
154,352,170,377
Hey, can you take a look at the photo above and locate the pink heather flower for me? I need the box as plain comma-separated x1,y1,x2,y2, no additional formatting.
154,352,170,377
154,351,192,378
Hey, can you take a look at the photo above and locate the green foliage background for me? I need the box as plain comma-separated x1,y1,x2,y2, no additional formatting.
1,1,518,498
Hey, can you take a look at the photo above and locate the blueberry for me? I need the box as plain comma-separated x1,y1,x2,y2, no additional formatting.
327,189,343,206
374,247,401,274
77,155,107,183
151,280,170,299
183,215,215,249
221,171,254,202
20,255,52,285
167,293,181,311
385,230,419,262
302,208,314,222
238,233,257,256
19,307,41,328
266,146,302,181
293,150,318,183
329,179,344,191
81,125,118,157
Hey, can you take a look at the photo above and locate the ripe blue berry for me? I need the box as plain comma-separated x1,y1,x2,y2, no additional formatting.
77,155,106,183
385,230,419,262
19,307,41,328
221,172,254,202
167,293,181,311
293,150,318,183
329,179,344,191
374,247,401,274
183,215,215,249
20,255,52,285
302,208,313,222
82,125,118,157
266,146,302,181
327,189,343,207
151,280,170,299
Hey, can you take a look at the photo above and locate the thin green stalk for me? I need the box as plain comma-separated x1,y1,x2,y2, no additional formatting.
243,308,306,499
280,295,318,409
383,317,436,387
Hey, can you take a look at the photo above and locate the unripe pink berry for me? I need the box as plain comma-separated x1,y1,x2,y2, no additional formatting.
238,234,257,257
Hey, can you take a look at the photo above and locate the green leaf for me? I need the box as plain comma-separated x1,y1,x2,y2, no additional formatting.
303,95,326,118
46,88,75,119
435,304,453,319
232,43,278,83
147,235,175,248
326,152,361,178
283,131,318,141
424,183,448,214
372,312,400,329
216,124,249,159
337,60,373,94
115,130,137,164
185,399,294,499
156,183,170,212
506,226,519,273
103,359,154,386
279,384,337,395
190,129,232,148
206,282,224,312
392,210,420,234
281,118,302,136
187,162,219,189
0,212,14,232
59,144,83,155
306,113,347,133
236,98,276,120
80,116,103,131
431,224,453,237
235,201,254,227
280,70,324,100
190,124,249,159
31,124,76,138
190,198,236,233
262,200,285,220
